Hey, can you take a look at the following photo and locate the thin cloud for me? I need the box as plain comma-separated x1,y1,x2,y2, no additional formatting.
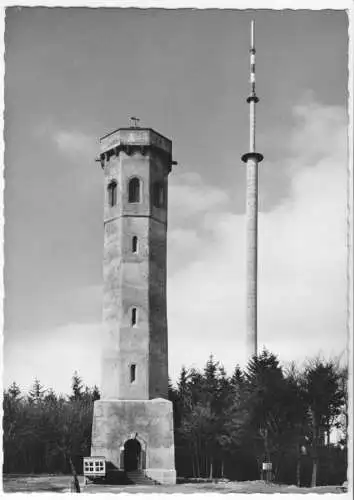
53,130,96,160
169,171,229,219
32,121,96,160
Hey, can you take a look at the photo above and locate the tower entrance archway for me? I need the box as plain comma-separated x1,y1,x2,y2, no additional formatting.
123,438,142,472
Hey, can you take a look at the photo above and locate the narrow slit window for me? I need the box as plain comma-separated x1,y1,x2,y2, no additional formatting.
107,180,117,207
128,177,140,203
131,307,137,326
130,364,136,383
132,236,138,253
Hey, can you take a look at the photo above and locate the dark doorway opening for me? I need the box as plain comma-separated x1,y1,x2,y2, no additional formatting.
124,438,142,472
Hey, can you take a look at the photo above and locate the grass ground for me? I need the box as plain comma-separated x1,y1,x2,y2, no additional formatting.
2,474,347,494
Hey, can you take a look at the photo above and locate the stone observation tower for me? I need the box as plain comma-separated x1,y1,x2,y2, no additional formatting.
241,20,264,359
91,121,176,484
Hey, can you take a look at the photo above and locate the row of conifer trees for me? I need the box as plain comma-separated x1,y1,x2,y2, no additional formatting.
3,349,348,486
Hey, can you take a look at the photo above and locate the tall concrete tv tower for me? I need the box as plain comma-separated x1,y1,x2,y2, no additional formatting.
241,20,263,359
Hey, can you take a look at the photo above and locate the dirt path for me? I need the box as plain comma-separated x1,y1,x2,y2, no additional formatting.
2,475,345,494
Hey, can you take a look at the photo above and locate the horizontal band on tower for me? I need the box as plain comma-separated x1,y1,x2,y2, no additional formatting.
246,95,259,103
97,143,173,171
241,152,264,163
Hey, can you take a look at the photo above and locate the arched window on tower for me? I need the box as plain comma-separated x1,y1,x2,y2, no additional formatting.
107,180,117,207
128,177,141,203
153,181,164,208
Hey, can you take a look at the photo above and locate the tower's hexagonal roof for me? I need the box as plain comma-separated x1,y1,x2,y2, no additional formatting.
99,128,172,155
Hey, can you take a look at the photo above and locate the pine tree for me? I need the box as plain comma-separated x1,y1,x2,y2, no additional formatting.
243,349,298,478
70,372,84,401
8,381,21,399
231,365,244,388
91,385,101,402
28,378,46,404
301,357,345,487
337,364,348,448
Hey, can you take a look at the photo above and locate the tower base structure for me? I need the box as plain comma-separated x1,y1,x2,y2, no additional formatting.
91,398,176,485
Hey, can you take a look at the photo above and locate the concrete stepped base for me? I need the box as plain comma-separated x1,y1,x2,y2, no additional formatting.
91,399,176,485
